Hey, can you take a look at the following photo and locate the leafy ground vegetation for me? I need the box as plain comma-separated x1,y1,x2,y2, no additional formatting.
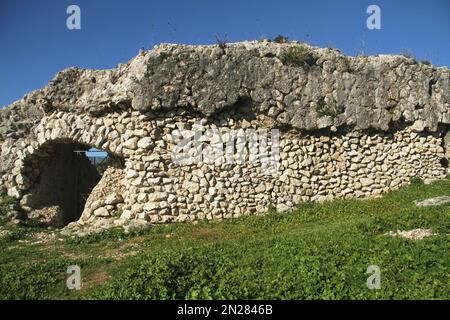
0,177,449,300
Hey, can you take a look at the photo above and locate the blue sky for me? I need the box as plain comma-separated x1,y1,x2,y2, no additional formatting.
0,0,449,108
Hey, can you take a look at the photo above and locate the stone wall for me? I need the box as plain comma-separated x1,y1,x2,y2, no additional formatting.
0,41,449,228
1,107,447,227
124,114,447,223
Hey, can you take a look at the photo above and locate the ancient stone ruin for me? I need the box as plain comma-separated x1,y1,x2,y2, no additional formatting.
1,41,449,230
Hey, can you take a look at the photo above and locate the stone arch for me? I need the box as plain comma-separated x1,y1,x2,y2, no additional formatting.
19,138,124,227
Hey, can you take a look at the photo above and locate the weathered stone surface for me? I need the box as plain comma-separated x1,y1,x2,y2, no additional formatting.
28,206,64,228
0,40,449,231
1,41,449,135
93,207,110,217
105,193,123,205
415,196,450,207
386,228,436,240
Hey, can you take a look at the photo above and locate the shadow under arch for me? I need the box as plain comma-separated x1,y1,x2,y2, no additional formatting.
22,139,124,227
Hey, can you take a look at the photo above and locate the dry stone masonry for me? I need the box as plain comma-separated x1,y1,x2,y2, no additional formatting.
0,40,449,230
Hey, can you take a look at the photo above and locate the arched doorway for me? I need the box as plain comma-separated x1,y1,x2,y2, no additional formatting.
21,141,123,227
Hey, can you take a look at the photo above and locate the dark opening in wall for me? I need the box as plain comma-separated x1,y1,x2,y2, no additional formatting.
23,142,123,227
440,158,449,168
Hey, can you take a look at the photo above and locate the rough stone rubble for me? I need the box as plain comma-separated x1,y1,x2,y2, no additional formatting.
386,228,437,240
0,40,449,230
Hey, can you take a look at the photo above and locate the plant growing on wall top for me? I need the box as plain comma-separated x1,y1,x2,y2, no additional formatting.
280,45,316,68
341,56,354,73
273,35,289,44
214,33,228,50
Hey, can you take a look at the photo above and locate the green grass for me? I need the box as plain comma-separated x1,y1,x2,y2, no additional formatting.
0,177,449,299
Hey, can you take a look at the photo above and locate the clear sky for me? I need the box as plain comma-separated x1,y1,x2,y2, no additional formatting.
0,0,449,108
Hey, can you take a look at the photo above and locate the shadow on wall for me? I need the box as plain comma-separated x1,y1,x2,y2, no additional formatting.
22,142,122,227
